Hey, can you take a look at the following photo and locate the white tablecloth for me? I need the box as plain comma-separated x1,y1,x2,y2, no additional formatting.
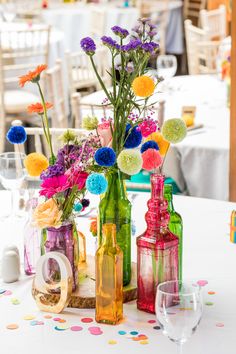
0,192,236,353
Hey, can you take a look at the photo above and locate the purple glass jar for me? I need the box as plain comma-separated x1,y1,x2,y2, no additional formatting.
43,221,79,291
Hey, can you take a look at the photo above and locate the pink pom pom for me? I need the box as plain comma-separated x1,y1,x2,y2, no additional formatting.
142,149,162,171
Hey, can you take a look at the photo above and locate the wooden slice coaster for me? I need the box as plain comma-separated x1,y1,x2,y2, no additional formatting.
32,255,137,309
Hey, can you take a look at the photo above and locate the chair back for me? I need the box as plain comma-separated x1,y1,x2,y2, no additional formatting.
196,40,220,74
45,59,67,128
89,6,106,40
184,19,208,74
200,5,226,40
184,0,207,26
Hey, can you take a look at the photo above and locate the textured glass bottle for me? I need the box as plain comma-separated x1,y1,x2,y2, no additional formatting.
164,184,183,281
98,170,131,286
96,223,123,325
137,174,179,314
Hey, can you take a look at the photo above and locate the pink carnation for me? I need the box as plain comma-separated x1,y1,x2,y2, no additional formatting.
97,122,113,147
39,175,69,198
66,170,88,190
139,119,157,137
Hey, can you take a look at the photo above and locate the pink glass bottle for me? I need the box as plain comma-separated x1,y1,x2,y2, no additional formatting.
137,174,179,314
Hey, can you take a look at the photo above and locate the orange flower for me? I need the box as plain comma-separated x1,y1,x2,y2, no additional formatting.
19,64,47,87
132,75,155,97
90,217,97,237
27,102,53,114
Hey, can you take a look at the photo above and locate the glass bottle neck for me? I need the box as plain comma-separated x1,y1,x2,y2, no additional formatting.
151,174,165,199
164,185,174,212
105,170,126,200
102,224,117,247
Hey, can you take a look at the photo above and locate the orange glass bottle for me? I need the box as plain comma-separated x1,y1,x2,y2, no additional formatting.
95,223,123,325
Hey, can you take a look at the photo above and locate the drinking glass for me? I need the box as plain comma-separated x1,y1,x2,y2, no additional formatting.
157,55,178,79
2,1,16,22
156,280,203,354
0,152,27,219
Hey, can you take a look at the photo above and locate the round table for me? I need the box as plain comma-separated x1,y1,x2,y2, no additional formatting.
0,191,235,353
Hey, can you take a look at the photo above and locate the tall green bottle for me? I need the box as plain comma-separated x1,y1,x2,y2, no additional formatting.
164,184,183,281
98,170,131,286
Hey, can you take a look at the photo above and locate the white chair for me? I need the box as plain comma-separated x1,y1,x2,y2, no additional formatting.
184,19,208,74
45,59,68,128
89,6,106,41
196,40,220,74
184,0,207,26
11,120,87,157
200,5,226,40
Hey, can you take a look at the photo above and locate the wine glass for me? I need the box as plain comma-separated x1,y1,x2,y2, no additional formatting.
157,55,177,79
156,280,203,354
2,1,16,23
0,152,27,219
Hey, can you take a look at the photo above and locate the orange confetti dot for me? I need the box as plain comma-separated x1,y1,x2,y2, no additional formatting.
208,291,216,295
6,324,19,330
58,319,66,323
132,337,141,341
44,315,52,319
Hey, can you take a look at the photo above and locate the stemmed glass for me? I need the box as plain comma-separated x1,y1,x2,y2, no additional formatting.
0,152,27,219
157,55,178,79
156,280,203,354
2,1,16,23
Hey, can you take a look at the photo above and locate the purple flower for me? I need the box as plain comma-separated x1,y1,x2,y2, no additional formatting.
122,39,142,51
40,163,65,180
101,36,119,49
132,25,142,35
148,23,157,30
138,17,151,24
141,43,155,54
150,41,159,51
125,62,134,73
148,31,158,38
80,37,96,55
111,26,129,38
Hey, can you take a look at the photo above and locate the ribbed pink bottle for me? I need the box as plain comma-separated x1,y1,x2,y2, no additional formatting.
137,174,179,314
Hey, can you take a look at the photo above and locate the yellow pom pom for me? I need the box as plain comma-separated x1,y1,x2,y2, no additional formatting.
24,153,49,177
145,132,170,156
132,76,155,97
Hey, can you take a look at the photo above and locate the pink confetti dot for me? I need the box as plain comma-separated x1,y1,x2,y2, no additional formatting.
216,322,224,327
81,317,93,323
197,280,208,287
148,319,156,324
90,330,103,335
53,318,61,322
71,326,83,332
4,290,12,296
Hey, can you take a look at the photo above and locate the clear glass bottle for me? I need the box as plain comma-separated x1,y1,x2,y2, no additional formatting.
24,198,41,275
98,170,131,286
137,174,179,314
96,223,123,325
77,229,86,264
164,184,183,282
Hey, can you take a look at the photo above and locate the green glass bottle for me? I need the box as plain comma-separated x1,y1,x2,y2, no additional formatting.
98,170,131,286
164,184,183,281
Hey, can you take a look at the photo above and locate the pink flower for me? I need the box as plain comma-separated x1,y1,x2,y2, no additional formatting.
66,169,88,190
97,122,113,147
39,175,69,198
139,119,157,138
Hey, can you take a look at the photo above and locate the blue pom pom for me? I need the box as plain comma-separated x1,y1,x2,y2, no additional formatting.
86,173,108,195
94,147,116,167
124,124,142,149
74,202,83,212
141,140,159,153
6,126,27,145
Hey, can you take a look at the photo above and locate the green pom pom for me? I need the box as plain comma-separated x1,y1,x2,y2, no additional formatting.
161,118,187,144
117,149,142,176
82,115,98,130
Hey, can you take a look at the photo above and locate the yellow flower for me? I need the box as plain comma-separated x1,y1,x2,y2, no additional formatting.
132,76,155,97
145,132,170,156
24,153,49,177
33,198,62,229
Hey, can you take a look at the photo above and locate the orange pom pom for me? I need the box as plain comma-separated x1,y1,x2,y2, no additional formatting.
145,132,170,156
142,149,162,171
132,76,155,97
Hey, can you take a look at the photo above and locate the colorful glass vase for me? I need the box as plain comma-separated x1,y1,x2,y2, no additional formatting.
41,221,79,291
137,174,179,314
98,170,131,286
164,184,183,281
24,198,41,275
95,223,123,325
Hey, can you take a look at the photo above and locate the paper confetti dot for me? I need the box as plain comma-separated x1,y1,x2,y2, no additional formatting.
24,315,36,321
216,322,224,328
132,337,142,341
148,319,156,324
197,280,208,287
54,326,69,331
153,326,161,330
6,324,19,330
58,319,66,323
0,289,6,294
118,330,126,335
4,290,12,296
205,302,214,306
88,326,103,335
71,326,83,332
140,340,149,345
208,291,216,295
108,340,117,345
130,331,139,335
11,298,20,305
90,331,103,335
30,321,44,326
44,315,52,319
53,318,61,322
81,317,93,323
138,335,148,340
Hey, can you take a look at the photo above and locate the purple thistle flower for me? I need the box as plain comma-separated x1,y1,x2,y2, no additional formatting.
141,43,155,54
101,36,119,49
122,39,142,51
80,37,96,55
111,25,129,38
40,163,65,180
150,41,159,51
